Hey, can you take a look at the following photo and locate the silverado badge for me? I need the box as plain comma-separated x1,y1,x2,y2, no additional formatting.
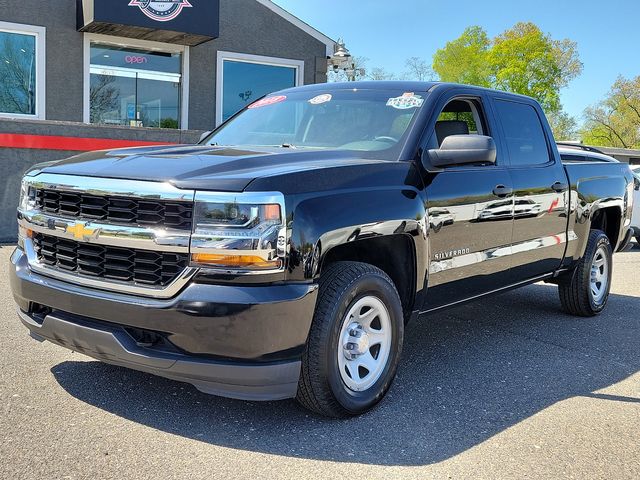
434,248,471,261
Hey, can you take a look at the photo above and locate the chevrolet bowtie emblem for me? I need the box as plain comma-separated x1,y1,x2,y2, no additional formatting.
66,223,100,241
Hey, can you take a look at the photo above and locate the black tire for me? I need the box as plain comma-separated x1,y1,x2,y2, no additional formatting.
558,230,613,317
296,261,404,418
635,235,640,248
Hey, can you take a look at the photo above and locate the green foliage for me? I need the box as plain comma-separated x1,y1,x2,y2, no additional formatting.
581,76,640,149
437,111,478,133
547,111,578,141
160,118,179,129
432,26,492,87
432,23,583,114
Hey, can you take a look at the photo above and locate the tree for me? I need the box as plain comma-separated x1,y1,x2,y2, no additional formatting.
581,76,640,149
367,67,396,81
490,23,582,113
0,34,36,114
547,111,578,141
432,26,492,87
432,23,583,113
403,57,435,81
89,75,120,124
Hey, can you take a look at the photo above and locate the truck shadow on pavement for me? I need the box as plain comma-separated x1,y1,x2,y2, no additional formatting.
51,283,640,466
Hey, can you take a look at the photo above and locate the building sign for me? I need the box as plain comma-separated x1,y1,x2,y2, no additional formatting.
77,0,220,46
127,1,192,22
125,55,149,64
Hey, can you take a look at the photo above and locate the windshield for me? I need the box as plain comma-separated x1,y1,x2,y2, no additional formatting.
204,89,426,157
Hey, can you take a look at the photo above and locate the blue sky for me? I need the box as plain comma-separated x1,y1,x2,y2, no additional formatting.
274,0,638,122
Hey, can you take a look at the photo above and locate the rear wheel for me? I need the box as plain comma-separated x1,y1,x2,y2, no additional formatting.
558,230,612,317
296,261,404,418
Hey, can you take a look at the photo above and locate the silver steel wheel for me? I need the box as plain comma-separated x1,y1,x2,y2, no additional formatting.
590,246,609,304
337,296,392,392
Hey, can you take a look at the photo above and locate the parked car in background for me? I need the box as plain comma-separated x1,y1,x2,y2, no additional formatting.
429,207,456,232
631,165,640,245
557,143,620,163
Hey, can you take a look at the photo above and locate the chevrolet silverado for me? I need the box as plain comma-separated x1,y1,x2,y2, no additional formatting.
10,82,635,417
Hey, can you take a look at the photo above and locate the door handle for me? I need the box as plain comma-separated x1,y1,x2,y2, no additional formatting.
493,185,513,198
552,182,569,193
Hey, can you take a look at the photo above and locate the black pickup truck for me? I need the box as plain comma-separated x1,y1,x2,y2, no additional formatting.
10,82,635,417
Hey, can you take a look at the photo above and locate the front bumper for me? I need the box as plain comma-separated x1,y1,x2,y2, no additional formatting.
10,248,318,401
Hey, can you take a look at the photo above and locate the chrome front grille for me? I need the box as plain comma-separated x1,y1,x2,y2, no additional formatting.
18,174,198,298
36,189,193,230
33,233,189,287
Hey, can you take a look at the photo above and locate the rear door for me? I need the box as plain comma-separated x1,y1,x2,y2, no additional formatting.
421,90,514,310
491,97,570,279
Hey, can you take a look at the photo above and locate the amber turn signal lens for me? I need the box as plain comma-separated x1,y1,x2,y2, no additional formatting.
191,253,281,269
263,204,281,221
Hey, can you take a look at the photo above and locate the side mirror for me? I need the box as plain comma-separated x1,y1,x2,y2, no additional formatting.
634,176,640,191
199,131,212,144
423,135,497,170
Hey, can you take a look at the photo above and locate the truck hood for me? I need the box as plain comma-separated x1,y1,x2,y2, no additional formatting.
39,145,386,192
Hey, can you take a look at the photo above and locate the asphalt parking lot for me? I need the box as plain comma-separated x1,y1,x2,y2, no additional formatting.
1,244,639,480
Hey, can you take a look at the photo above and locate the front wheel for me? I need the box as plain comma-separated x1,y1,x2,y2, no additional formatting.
296,262,404,417
558,230,613,317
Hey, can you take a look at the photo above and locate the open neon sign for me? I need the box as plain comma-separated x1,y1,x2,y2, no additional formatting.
125,55,148,64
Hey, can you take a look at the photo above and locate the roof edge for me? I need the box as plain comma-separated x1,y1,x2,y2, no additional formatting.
255,0,337,56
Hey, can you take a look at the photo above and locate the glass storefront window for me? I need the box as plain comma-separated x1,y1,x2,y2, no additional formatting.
0,30,37,116
221,59,298,122
89,43,182,129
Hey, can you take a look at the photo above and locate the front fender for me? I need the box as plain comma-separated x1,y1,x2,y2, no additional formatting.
286,187,428,292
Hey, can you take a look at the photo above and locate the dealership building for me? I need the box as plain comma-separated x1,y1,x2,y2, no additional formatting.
0,0,336,241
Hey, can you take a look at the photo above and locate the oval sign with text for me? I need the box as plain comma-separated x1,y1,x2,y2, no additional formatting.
128,0,193,22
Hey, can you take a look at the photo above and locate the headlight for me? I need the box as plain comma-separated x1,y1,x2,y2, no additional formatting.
19,179,36,211
18,179,36,249
190,192,286,271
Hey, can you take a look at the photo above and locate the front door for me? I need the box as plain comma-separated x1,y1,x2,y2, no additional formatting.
422,94,514,310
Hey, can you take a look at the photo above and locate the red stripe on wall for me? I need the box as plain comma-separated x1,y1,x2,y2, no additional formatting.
0,134,176,152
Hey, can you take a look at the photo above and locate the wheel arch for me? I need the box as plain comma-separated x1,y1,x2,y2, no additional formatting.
571,202,624,262
590,206,622,248
320,234,418,321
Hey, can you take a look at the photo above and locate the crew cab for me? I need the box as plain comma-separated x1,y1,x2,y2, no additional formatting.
10,82,635,417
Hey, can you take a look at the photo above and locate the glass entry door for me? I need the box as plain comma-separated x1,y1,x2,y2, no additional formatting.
89,44,182,129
